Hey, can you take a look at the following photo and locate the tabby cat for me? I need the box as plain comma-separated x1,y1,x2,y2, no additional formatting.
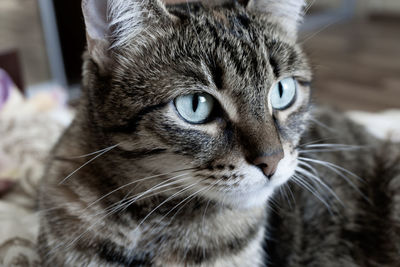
38,0,400,266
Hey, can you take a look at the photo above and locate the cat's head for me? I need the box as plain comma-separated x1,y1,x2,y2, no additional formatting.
81,0,312,208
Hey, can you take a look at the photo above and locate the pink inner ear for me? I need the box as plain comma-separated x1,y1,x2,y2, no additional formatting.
0,69,12,110
83,0,109,41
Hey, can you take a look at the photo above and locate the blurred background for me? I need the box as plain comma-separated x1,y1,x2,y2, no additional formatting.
0,0,399,111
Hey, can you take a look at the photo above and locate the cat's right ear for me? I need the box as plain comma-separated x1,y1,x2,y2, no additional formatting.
82,0,175,71
245,0,306,39
82,0,111,71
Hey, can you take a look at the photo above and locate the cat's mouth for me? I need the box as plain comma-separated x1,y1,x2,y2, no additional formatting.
196,147,298,208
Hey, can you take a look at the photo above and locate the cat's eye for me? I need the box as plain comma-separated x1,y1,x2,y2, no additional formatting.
174,93,215,124
269,77,297,110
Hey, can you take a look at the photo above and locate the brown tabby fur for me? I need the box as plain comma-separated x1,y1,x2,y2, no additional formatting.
38,1,400,266
266,111,400,267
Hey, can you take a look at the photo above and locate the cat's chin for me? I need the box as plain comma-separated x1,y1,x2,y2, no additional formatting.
202,184,278,210
224,187,276,209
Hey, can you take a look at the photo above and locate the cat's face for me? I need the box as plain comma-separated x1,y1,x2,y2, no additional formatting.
82,0,311,208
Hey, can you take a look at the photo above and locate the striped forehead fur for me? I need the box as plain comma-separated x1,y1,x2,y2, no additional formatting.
107,0,306,49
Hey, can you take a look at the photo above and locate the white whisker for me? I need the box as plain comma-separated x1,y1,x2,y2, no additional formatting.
201,197,212,260
98,175,191,218
285,182,296,206
292,174,333,214
116,174,195,214
304,143,365,149
298,161,319,177
279,185,293,209
308,118,336,132
85,169,194,210
53,175,193,256
132,180,202,234
298,158,369,202
296,167,343,205
299,148,361,154
303,0,316,15
58,144,120,184
299,138,336,147
164,179,221,224
268,196,284,214
298,157,365,183
59,145,119,159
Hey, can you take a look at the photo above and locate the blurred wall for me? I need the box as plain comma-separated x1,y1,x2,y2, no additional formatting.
368,0,400,14
312,0,400,14
0,0,50,87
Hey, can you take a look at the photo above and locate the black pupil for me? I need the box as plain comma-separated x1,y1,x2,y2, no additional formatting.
278,83,284,98
192,94,200,112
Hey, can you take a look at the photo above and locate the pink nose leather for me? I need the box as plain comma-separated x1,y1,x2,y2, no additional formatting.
253,152,284,179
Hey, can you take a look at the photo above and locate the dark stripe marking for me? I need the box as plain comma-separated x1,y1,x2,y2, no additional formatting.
97,239,151,266
180,221,261,264
115,148,167,159
210,61,225,90
104,103,166,134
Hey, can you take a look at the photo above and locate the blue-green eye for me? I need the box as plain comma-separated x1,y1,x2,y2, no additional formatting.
269,77,297,110
174,93,215,124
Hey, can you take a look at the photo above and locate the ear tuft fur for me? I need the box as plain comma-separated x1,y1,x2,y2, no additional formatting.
82,0,172,70
108,0,147,48
247,0,306,37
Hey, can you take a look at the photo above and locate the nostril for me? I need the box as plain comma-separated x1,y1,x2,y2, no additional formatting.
252,151,284,179
256,163,268,170
256,163,275,180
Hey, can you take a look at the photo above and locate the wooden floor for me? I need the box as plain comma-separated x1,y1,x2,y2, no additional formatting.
301,17,400,112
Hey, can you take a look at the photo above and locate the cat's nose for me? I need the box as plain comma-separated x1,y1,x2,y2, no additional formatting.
253,151,284,179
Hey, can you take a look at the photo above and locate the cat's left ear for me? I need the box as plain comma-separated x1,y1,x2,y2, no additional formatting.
244,0,306,38
82,0,175,71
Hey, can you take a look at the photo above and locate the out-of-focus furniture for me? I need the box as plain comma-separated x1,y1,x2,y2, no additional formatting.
0,49,24,93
